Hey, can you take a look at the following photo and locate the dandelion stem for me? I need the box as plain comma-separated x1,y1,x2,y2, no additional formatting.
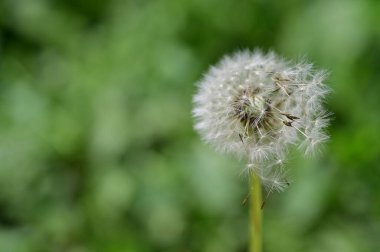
250,172,262,252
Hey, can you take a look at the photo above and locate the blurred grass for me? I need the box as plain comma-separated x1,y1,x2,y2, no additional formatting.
0,0,380,251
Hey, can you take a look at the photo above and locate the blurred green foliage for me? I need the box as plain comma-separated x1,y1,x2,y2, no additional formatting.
0,0,380,251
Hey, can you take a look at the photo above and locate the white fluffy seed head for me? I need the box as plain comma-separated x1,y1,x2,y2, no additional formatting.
192,50,331,191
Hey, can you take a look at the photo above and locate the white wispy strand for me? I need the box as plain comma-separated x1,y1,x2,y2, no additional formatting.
192,49,331,191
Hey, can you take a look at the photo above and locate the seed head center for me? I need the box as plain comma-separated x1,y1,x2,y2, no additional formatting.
237,92,266,120
233,88,270,135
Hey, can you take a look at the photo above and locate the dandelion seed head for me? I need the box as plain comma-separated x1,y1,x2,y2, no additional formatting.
193,50,331,191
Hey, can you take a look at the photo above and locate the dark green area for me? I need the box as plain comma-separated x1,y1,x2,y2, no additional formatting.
0,0,379,251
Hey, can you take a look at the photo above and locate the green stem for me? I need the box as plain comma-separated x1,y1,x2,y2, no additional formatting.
250,172,262,252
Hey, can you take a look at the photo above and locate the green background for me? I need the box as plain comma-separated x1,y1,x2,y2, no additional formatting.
0,0,379,251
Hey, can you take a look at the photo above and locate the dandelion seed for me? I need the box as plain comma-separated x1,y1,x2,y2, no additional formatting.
193,49,331,191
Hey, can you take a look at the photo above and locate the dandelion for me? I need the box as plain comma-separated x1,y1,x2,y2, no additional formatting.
193,50,330,191
192,49,331,252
